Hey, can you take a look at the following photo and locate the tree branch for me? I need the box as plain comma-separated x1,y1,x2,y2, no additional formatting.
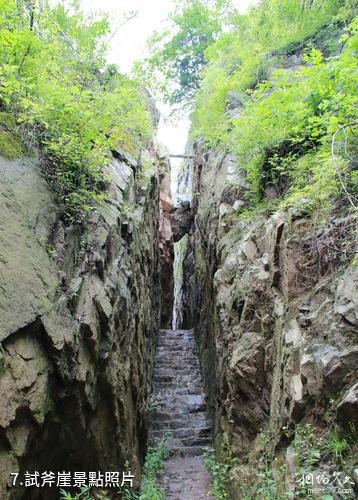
107,11,139,44
331,121,358,211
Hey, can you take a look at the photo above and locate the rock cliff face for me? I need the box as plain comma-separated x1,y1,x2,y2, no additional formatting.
0,138,172,498
176,141,357,494
157,145,174,328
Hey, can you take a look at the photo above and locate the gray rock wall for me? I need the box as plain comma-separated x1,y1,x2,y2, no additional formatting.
0,142,166,498
178,141,357,494
157,143,174,328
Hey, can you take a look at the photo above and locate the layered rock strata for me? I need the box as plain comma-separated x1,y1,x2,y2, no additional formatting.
157,145,174,328
0,139,170,499
176,141,357,494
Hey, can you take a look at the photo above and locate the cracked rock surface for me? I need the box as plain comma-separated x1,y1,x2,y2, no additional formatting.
0,144,169,499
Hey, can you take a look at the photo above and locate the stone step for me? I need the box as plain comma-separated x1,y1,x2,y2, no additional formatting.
159,329,192,334
151,409,208,420
152,388,203,397
149,328,212,481
151,434,211,448
157,336,196,342
151,394,204,403
154,369,201,378
153,383,202,389
147,445,210,457
155,358,199,365
155,354,197,358
154,367,200,373
155,350,196,354
155,359,199,364
152,383,203,391
150,416,210,430
154,364,200,370
153,377,201,386
154,366,200,373
154,360,201,375
156,338,196,344
153,378,202,385
150,437,211,452
155,350,198,357
155,349,197,354
156,338,196,345
153,378,202,386
151,426,211,440
150,424,211,434
151,399,206,412
168,446,210,457
152,386,204,396
151,406,207,417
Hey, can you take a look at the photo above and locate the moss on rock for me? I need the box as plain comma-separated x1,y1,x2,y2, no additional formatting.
0,112,22,159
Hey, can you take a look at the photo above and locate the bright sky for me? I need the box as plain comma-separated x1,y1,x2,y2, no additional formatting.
79,0,257,180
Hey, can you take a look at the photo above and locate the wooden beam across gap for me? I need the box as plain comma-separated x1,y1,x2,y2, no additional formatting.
169,154,194,159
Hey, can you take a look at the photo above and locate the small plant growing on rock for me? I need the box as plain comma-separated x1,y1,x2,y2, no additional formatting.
60,486,92,500
46,243,57,259
0,345,7,376
325,430,349,466
123,435,169,500
257,465,291,500
204,447,235,499
288,423,322,467
60,486,112,500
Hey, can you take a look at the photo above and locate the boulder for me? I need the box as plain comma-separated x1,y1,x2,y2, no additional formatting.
229,332,264,396
335,266,358,326
171,201,193,242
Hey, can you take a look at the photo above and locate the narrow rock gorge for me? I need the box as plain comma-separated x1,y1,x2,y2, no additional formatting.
0,1,357,499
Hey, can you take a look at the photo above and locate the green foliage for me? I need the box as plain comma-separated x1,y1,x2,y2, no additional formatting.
282,422,354,497
144,0,348,110
234,43,356,209
46,242,57,259
325,430,349,465
0,0,153,220
60,486,111,499
239,419,355,499
0,111,22,158
203,447,235,499
123,437,168,500
256,466,291,500
60,487,112,500
190,4,357,213
138,0,231,106
138,438,168,500
290,423,323,468
192,0,351,141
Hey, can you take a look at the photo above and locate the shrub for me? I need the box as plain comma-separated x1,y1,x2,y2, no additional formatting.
0,0,153,220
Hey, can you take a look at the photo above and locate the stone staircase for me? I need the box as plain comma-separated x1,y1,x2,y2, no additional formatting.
149,329,212,456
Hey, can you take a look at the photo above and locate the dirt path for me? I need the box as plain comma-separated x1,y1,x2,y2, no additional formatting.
159,455,213,500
